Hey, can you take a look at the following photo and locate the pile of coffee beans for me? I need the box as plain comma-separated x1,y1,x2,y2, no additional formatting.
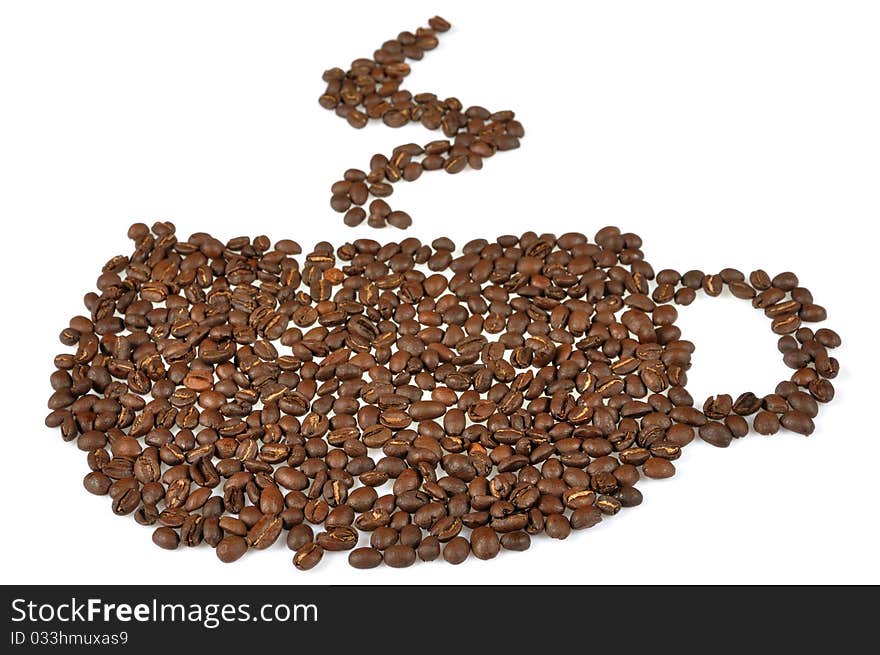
46,223,840,569
319,16,524,229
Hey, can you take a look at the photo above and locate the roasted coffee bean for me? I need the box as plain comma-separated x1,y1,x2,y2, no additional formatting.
643,457,676,479
733,392,761,415
470,526,501,560
750,269,772,290
287,524,314,551
570,506,603,530
500,531,531,551
780,411,815,436
753,411,781,435
787,391,818,418
703,395,732,419
83,471,112,495
615,486,643,507
809,379,835,403
349,547,383,569
344,207,366,227
293,542,324,570
544,514,572,540
316,526,358,551
699,422,733,448
246,514,283,549
443,536,470,564
417,535,441,561
815,328,841,349
725,415,749,438
152,526,179,550
387,211,412,230
216,536,248,563
370,526,398,550
384,544,417,568
772,271,799,291
203,517,222,547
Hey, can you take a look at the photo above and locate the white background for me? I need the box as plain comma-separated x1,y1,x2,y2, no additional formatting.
1,0,877,585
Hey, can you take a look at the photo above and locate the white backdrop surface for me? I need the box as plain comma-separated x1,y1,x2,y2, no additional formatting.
1,1,877,584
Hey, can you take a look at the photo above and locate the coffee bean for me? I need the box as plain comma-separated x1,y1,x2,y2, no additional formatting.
344,208,366,227
643,457,676,479
316,526,358,551
417,535,441,561
788,391,819,418
749,269,771,290
615,487,643,507
387,211,412,230
544,514,571,540
780,411,815,436
260,486,284,515
330,194,351,213
428,16,451,31
703,394,732,419
809,379,835,403
83,471,112,495
287,524,314,551
733,392,761,415
349,547,383,569
500,531,531,551
384,544,417,568
409,400,446,420
470,526,500,559
293,543,324,571
725,415,749,438
753,411,781,435
443,536,470,564
247,515,283,550
570,506,603,530
772,272,799,291
699,422,734,448
216,536,248,563
152,526,179,550
815,328,841,348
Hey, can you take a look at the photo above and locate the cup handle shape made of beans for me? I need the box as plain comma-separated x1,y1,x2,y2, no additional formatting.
319,16,525,230
657,266,839,446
